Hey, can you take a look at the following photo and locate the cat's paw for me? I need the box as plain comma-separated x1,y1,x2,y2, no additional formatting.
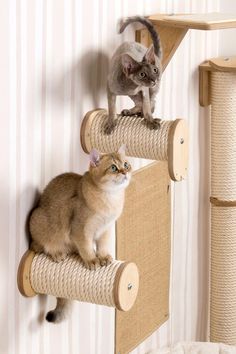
30,241,43,253
98,254,113,267
50,252,67,263
104,120,116,134
83,257,100,270
121,109,131,116
121,109,142,117
145,118,161,130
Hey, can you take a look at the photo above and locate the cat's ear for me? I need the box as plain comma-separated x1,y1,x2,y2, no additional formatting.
118,144,126,156
121,54,140,76
89,148,100,167
143,45,155,65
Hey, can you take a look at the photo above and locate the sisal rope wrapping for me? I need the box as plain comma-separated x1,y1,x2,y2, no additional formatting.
88,110,171,160
30,253,122,307
210,71,236,345
211,72,236,200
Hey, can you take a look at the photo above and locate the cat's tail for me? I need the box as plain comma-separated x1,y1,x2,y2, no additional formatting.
119,16,162,59
46,298,72,323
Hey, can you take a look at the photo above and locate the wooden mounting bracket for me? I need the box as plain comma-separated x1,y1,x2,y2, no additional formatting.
136,24,187,71
199,56,236,107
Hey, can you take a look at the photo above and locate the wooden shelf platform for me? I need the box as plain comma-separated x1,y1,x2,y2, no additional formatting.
148,13,236,30
136,13,236,71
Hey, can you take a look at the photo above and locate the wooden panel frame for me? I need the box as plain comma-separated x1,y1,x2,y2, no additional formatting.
115,162,171,354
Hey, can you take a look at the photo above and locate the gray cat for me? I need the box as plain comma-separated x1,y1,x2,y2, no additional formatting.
106,16,162,134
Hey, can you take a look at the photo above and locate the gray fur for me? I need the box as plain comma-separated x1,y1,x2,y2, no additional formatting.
119,16,162,59
106,16,162,134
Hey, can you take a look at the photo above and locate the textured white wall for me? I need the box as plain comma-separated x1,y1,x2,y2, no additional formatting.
0,1,223,354
219,0,236,56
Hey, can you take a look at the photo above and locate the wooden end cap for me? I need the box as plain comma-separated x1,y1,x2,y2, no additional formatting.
80,108,106,154
17,250,36,297
209,56,236,72
113,262,139,312
168,119,189,181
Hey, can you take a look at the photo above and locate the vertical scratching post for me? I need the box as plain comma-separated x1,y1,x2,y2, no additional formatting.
200,57,236,345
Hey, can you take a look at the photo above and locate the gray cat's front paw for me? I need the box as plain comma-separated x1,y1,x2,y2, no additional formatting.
97,254,113,266
145,118,161,130
104,121,116,134
83,257,100,270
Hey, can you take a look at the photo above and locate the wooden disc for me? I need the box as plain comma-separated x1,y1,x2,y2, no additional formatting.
168,119,189,181
17,250,36,297
80,108,106,153
209,56,236,72
113,262,139,312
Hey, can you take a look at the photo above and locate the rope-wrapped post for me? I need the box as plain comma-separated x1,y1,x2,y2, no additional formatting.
200,56,236,345
17,251,139,311
80,109,189,182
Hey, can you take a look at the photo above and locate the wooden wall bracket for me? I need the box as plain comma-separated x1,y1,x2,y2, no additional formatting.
199,56,236,107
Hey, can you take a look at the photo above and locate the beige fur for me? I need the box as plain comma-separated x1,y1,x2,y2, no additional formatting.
29,148,131,323
30,148,131,269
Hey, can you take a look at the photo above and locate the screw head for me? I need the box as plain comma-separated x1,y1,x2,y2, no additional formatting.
180,138,184,144
128,283,132,290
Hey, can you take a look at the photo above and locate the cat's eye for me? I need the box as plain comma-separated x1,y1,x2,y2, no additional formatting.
139,72,146,78
111,164,118,172
124,162,129,169
153,68,158,73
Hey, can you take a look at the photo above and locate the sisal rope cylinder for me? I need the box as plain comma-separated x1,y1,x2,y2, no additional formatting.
80,109,189,181
210,70,236,344
17,251,139,311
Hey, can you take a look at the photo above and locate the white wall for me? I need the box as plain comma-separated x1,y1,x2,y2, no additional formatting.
219,0,236,56
0,1,225,354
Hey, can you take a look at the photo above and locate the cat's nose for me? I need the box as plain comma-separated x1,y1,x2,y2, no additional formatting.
151,80,156,86
120,170,126,175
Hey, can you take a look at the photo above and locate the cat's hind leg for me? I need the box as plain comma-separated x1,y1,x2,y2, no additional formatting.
30,240,44,253
121,93,143,117
121,106,143,117
30,207,69,262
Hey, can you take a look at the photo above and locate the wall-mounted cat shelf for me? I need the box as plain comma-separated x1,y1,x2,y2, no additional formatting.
136,13,236,71
17,250,139,311
81,109,189,181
